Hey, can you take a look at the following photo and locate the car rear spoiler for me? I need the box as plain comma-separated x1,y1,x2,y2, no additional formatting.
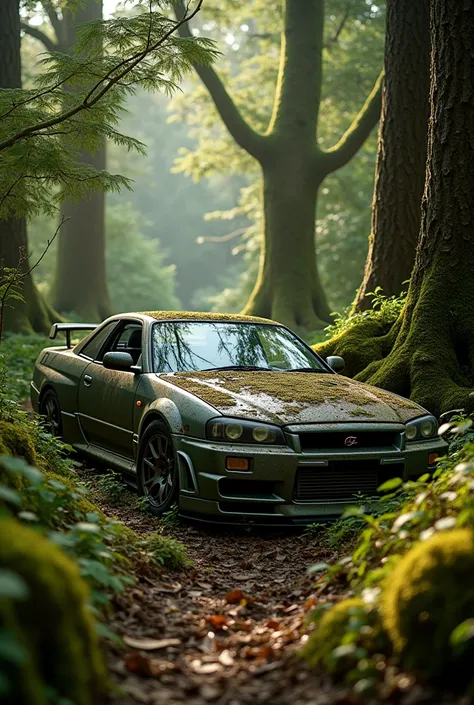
49,323,98,348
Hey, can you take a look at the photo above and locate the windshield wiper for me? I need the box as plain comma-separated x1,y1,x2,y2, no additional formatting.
286,367,330,373
202,365,273,372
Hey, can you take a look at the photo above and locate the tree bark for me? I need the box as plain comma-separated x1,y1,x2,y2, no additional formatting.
318,0,474,417
49,0,111,321
0,0,57,333
176,0,382,331
353,0,430,312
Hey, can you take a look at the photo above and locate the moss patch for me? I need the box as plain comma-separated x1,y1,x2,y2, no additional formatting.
382,528,474,680
142,310,277,324
164,371,423,421
0,518,105,705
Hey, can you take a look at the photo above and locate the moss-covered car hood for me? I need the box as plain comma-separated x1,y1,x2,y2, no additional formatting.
162,371,425,425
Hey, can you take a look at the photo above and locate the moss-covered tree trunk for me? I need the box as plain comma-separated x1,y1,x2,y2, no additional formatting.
0,0,58,334
353,0,431,312
177,0,382,330
318,0,474,417
46,0,111,321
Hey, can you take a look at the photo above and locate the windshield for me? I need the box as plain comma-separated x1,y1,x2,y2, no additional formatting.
152,321,327,373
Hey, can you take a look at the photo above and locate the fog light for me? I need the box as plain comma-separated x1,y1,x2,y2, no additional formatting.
428,452,440,466
226,457,249,471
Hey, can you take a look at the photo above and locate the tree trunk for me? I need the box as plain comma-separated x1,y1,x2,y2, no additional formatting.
50,0,111,321
319,0,474,417
353,0,430,312
0,0,58,334
176,0,382,332
243,165,331,328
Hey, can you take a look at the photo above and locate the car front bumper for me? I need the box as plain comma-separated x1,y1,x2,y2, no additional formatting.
173,424,448,524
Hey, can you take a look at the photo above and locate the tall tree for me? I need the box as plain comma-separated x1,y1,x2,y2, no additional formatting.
353,0,431,311
176,0,382,330
318,0,474,416
0,0,57,333
23,0,111,320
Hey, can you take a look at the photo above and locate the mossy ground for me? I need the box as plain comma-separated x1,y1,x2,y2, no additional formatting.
0,519,106,705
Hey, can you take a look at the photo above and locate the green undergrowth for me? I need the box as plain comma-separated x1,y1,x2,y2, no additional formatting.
0,366,190,703
1,334,50,403
303,417,474,697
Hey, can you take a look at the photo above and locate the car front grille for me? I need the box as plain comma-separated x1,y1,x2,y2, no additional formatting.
298,430,399,452
294,461,404,502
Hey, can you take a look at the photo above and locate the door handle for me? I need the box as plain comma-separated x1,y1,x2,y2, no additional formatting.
84,375,92,387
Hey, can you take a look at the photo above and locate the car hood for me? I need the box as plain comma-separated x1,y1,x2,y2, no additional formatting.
162,371,425,425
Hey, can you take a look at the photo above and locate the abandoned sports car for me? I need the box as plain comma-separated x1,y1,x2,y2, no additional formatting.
31,311,448,524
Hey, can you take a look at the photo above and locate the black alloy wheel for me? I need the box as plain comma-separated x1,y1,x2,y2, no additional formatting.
39,389,62,438
137,421,178,516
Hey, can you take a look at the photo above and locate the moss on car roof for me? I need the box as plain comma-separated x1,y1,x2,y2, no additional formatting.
164,371,422,421
141,311,277,324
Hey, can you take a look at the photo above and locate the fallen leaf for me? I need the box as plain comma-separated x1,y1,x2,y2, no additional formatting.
266,618,282,630
226,589,245,604
122,636,181,650
155,583,182,594
190,659,223,674
284,604,299,613
124,652,177,677
206,615,227,629
233,573,257,581
218,649,234,666
188,590,202,598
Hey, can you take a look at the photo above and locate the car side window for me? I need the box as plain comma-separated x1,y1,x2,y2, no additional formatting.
99,322,143,364
79,322,117,361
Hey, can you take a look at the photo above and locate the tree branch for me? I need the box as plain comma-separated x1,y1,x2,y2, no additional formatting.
41,0,65,47
324,3,351,48
322,72,383,173
174,1,268,161
20,22,58,53
0,1,205,152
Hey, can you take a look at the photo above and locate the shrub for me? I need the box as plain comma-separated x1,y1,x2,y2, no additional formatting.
303,597,388,681
0,518,105,705
382,528,474,681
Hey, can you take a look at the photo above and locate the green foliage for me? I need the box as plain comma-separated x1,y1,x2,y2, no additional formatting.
324,287,408,339
1,1,218,220
304,418,474,693
171,0,385,312
139,533,190,570
0,518,105,705
0,334,48,403
303,598,388,688
382,528,474,681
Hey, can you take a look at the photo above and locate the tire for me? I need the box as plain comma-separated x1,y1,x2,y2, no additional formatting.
136,420,179,516
39,389,63,438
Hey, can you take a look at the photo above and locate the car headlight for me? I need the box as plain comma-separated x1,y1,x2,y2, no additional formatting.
405,416,438,441
207,417,286,445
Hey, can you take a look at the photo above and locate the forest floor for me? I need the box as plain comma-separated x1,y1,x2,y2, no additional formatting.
78,466,351,705
79,466,463,705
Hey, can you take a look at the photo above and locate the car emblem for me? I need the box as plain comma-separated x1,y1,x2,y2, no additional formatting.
344,436,358,447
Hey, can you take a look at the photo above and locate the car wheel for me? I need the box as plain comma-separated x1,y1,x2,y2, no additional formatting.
137,420,179,516
39,389,62,438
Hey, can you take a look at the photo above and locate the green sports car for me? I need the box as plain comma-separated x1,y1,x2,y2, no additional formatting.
31,311,447,524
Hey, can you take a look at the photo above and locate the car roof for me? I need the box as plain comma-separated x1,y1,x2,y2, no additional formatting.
136,311,279,325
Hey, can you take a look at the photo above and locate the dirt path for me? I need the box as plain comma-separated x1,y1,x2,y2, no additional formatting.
78,467,348,705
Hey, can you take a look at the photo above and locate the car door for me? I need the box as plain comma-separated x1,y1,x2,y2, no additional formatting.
77,320,143,457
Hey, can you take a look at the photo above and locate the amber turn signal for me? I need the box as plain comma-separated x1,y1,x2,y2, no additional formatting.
226,457,249,471
428,452,440,465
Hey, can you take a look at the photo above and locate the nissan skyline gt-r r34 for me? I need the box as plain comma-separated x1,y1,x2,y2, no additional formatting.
31,312,448,524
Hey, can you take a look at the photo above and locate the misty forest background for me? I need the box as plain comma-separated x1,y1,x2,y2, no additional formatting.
15,0,384,330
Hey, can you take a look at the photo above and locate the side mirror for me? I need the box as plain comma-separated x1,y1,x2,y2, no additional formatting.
103,351,135,372
326,355,345,373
